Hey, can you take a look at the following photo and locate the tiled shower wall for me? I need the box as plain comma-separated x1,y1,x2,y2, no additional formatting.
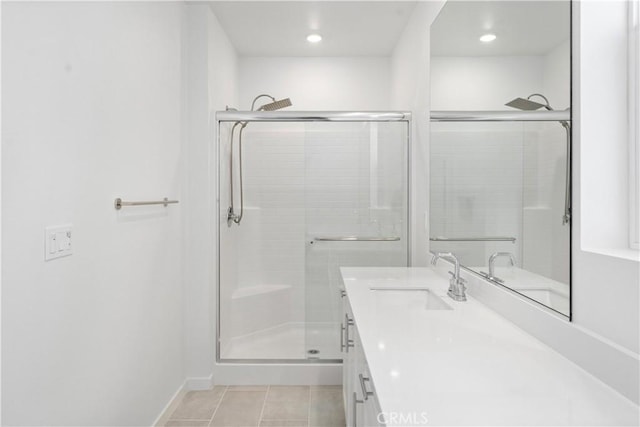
522,123,570,283
304,123,407,326
430,121,569,284
430,123,525,267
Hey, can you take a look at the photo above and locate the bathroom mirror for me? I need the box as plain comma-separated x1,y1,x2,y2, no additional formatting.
429,1,571,317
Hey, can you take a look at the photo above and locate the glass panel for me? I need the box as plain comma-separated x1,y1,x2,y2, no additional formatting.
303,122,408,360
218,119,409,361
430,121,570,316
219,121,308,360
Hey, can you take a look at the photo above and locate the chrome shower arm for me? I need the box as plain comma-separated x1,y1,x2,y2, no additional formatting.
250,94,276,111
527,93,552,110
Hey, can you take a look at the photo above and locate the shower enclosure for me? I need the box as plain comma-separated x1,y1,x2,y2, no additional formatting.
217,111,410,362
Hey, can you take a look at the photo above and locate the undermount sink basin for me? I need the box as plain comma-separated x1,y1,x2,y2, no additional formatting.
369,287,453,311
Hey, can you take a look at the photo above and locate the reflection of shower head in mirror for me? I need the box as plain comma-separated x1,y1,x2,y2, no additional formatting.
505,93,553,111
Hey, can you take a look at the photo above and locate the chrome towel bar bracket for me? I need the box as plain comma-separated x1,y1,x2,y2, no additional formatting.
114,197,179,210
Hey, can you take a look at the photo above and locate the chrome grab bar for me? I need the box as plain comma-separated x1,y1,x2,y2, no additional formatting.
430,236,516,243
114,197,179,210
313,236,400,242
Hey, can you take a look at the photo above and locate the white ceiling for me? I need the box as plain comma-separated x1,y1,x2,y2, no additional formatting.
208,1,418,57
431,1,570,57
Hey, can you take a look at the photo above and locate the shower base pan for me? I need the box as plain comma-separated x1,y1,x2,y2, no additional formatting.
220,321,341,361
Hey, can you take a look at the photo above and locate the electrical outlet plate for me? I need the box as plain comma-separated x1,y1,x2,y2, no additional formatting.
45,224,73,261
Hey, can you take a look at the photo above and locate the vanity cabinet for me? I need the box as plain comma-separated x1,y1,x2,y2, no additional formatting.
341,289,384,427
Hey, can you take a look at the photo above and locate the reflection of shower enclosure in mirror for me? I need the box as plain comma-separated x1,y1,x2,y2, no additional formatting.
429,112,570,317
429,0,571,318
217,111,410,362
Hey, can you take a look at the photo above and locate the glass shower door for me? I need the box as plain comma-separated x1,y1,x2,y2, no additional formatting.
218,115,409,362
303,121,409,360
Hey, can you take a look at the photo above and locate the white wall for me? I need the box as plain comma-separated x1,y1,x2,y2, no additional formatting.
574,0,639,355
391,1,446,267
2,2,184,425
431,56,544,110
0,2,4,421
182,3,238,390
238,57,390,110
543,39,571,110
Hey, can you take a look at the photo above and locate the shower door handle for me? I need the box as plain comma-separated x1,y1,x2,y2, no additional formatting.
340,323,345,352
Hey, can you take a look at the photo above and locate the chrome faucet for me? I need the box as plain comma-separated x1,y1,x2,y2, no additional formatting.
486,252,516,283
431,252,467,302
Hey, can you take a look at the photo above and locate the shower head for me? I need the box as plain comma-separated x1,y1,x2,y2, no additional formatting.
505,93,553,111
250,94,293,111
258,97,292,111
505,97,547,111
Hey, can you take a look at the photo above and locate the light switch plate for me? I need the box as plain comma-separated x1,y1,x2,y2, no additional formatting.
45,224,73,261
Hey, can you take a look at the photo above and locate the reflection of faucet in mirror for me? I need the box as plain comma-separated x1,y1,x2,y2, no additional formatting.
486,252,517,283
431,252,467,302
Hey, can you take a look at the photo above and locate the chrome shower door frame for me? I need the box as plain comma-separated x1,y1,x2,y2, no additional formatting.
215,111,412,364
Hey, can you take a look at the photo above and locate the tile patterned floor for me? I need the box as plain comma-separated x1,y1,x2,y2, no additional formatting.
165,385,346,427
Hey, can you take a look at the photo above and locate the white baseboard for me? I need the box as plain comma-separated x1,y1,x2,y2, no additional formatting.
186,374,214,390
213,363,342,385
151,374,214,426
152,381,186,427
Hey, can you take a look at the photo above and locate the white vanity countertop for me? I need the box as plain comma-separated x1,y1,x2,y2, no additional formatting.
341,267,639,426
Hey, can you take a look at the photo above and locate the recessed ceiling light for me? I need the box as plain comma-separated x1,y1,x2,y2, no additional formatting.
480,33,497,43
307,34,322,43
